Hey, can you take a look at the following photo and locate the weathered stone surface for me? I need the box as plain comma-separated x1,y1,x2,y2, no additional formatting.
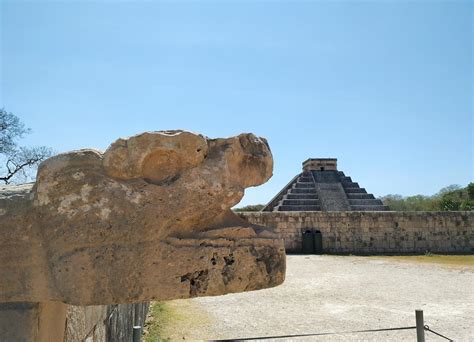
64,305,108,342
0,301,68,342
240,211,474,254
0,131,285,306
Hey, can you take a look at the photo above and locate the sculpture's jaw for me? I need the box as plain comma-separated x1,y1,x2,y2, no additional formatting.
50,236,285,306
159,237,286,300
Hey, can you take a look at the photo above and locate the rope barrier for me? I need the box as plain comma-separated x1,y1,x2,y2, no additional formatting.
424,325,454,341
211,324,455,341
211,326,417,341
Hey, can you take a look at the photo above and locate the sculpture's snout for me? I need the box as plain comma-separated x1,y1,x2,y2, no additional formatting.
236,133,273,188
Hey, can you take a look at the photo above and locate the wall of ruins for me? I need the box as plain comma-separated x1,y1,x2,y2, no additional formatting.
64,302,149,342
239,211,474,254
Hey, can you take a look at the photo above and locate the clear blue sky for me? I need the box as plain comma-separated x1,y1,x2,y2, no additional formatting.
1,0,472,207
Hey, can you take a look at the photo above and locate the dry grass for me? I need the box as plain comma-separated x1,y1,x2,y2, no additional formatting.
143,300,211,341
143,302,171,342
373,254,474,267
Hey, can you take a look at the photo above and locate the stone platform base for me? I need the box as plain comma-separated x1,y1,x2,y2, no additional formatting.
0,301,149,342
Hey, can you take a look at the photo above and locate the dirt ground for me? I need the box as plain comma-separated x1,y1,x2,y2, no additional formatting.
161,255,474,341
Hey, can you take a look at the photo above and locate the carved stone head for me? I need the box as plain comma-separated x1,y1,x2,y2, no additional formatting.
0,131,285,305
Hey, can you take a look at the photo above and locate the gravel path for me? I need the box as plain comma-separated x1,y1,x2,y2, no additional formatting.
163,255,474,341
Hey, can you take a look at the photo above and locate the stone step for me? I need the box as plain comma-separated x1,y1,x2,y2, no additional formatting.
277,205,321,211
286,194,318,199
350,205,390,211
348,199,385,206
311,170,340,183
291,188,317,194
341,176,353,182
282,199,320,205
342,182,359,188
346,193,375,200
344,187,367,194
294,182,315,189
298,177,313,183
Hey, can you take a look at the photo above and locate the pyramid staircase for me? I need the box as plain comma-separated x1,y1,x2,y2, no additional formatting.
337,171,389,211
262,166,389,212
272,171,321,211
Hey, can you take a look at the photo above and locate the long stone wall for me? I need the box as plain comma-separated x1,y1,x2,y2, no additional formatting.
239,212,474,254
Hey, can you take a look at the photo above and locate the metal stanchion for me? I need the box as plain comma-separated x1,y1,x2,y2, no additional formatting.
415,310,425,342
133,325,142,342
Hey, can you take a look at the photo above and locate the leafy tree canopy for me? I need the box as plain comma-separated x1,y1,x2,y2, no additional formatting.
234,204,265,212
380,183,473,211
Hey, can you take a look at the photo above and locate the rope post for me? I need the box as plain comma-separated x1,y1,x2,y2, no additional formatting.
415,310,425,342
134,303,140,326
133,325,142,342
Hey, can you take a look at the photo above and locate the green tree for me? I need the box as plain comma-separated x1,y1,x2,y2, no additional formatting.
234,204,265,212
379,194,407,211
436,184,462,196
467,183,474,200
460,200,474,211
439,198,461,211
379,183,473,211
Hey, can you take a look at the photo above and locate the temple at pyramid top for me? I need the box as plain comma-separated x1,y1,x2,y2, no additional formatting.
262,158,389,212
302,158,338,171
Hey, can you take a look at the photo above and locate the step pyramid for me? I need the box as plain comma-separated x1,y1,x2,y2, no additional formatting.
262,158,389,212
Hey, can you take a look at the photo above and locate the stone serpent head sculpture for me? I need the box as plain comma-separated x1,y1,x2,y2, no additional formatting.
0,131,285,305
